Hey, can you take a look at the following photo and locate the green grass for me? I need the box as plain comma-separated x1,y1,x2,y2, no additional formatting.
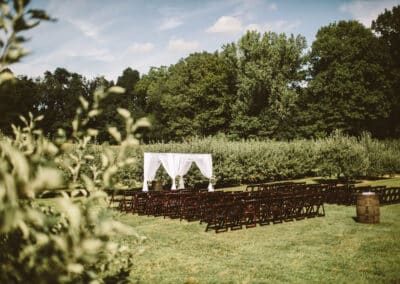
118,204,400,283
215,175,400,191
39,177,400,283
358,176,400,187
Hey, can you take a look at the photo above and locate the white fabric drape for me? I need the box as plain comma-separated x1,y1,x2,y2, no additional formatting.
192,156,214,191
142,153,162,191
142,153,214,191
177,155,193,189
159,153,180,190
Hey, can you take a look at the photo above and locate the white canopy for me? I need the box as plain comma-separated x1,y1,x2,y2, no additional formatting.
142,152,214,192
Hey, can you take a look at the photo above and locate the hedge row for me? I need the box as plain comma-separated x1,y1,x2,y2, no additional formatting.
74,132,400,189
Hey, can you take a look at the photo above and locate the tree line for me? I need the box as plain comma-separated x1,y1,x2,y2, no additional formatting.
1,5,399,142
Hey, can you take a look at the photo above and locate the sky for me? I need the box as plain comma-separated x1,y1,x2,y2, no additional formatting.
10,0,400,81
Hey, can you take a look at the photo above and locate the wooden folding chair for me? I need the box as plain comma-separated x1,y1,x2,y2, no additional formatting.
242,197,259,228
180,195,201,221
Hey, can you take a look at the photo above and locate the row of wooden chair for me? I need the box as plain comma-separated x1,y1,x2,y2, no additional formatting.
203,191,325,233
325,185,400,205
106,181,398,233
245,182,400,205
108,185,325,233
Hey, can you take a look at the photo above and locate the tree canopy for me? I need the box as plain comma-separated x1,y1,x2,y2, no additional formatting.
2,4,399,141
229,31,306,139
299,20,391,137
372,5,400,137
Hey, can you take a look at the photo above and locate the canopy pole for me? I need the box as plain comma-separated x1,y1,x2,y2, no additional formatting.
178,176,185,189
143,179,149,191
171,177,177,190
207,181,214,192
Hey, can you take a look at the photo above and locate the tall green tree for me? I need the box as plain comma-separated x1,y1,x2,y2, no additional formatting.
229,31,307,139
144,52,237,141
116,67,144,116
0,73,40,134
37,68,89,135
86,75,114,141
372,5,400,137
135,66,169,141
300,20,390,137
116,67,140,90
0,0,53,135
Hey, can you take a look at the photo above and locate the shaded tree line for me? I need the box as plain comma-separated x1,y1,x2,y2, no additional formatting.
1,5,399,141
0,67,139,141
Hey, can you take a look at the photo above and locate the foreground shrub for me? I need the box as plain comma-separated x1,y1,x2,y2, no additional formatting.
0,109,143,283
0,3,147,280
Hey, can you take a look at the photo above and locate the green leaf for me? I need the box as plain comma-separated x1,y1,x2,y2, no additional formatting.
72,119,78,132
31,167,63,193
0,71,14,84
14,35,27,43
27,9,55,21
117,108,130,119
68,153,79,163
34,114,44,121
81,239,103,253
18,115,28,126
87,128,99,137
101,154,109,168
0,3,10,16
55,198,81,230
88,109,101,117
67,263,84,274
132,117,151,131
79,96,89,110
13,17,39,31
107,86,125,94
108,127,121,142
81,174,95,193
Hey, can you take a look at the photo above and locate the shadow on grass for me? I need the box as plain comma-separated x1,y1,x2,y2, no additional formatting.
309,177,391,185
313,178,357,185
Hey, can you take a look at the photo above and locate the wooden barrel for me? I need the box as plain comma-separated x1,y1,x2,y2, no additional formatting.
356,192,380,224
152,180,163,191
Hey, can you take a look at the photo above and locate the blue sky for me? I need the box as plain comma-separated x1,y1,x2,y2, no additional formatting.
11,0,400,81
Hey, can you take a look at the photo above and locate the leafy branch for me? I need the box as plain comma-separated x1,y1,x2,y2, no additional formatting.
0,0,55,87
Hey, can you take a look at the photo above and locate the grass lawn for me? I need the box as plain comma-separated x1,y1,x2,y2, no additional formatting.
119,204,400,283
117,176,400,283
39,177,400,283
359,176,400,187
214,175,400,192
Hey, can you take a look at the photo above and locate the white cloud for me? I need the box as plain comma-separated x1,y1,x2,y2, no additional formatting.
208,14,300,36
233,0,261,20
157,6,185,31
67,47,115,62
67,19,102,41
11,62,53,78
243,20,301,33
207,16,243,35
339,0,399,27
264,20,301,33
159,17,183,30
268,3,277,11
245,23,262,32
11,45,115,78
128,42,155,53
167,38,199,52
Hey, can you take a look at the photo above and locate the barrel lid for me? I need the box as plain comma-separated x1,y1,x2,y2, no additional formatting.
362,192,375,195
